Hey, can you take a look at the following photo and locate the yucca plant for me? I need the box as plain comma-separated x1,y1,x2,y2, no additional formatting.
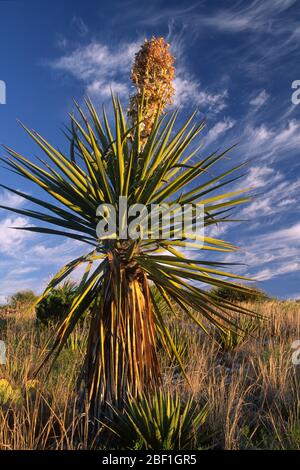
215,316,261,352
158,322,191,368
104,390,208,450
0,38,259,418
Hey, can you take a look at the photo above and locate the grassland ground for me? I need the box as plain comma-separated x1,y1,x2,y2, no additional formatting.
0,300,299,450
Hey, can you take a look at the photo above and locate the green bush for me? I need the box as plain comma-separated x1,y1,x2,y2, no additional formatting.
36,281,77,325
9,290,37,309
210,285,270,303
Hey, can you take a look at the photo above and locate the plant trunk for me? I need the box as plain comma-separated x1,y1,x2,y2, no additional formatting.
84,250,160,419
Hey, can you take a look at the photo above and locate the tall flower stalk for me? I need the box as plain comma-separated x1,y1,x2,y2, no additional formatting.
128,37,175,146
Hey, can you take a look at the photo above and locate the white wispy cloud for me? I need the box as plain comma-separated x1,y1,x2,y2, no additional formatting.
50,40,140,100
0,277,37,302
262,222,300,243
136,0,300,83
254,262,300,281
0,231,87,298
242,165,282,189
30,239,85,264
189,0,297,34
71,16,89,37
205,165,291,240
86,80,128,99
203,117,235,147
10,266,40,276
249,90,269,109
138,0,297,35
0,190,25,208
222,221,300,282
173,76,228,113
241,119,300,162
0,216,33,255
244,124,273,146
242,172,300,218
51,42,138,81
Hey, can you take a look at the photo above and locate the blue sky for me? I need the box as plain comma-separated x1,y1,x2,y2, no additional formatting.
0,0,300,301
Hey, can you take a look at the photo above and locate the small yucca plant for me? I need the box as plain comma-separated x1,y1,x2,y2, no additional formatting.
215,316,261,352
0,37,259,418
104,390,208,449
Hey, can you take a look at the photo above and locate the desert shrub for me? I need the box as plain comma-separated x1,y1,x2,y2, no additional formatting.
36,281,77,325
210,285,270,303
9,290,37,309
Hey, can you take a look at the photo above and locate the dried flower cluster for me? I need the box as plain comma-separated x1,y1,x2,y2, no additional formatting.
128,37,175,145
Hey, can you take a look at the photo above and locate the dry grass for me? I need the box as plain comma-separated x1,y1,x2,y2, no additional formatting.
0,300,299,449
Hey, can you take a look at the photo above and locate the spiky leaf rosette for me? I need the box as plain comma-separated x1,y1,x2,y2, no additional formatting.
0,97,259,413
128,37,175,146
